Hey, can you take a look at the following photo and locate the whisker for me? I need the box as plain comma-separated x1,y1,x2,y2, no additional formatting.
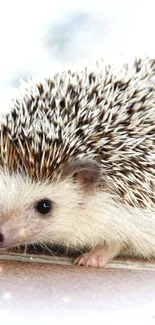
24,243,27,254
31,243,38,255
39,242,59,260
36,242,45,254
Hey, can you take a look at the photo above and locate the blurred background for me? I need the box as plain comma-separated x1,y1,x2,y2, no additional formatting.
0,0,155,112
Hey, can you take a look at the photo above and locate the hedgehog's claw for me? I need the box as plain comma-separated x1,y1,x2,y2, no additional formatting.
74,248,110,268
74,243,121,268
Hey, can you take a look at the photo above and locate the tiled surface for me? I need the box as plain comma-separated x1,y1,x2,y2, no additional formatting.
0,257,155,325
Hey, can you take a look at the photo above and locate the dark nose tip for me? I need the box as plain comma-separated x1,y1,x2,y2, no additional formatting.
0,232,4,245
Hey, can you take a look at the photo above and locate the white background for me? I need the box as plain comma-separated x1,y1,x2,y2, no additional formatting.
0,0,155,111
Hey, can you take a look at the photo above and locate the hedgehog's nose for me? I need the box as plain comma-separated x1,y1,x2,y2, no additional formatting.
0,232,4,245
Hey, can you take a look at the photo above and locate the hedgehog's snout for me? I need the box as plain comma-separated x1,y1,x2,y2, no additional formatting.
0,229,10,248
0,232,4,246
0,223,29,249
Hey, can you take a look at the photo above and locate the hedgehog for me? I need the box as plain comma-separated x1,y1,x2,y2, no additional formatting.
0,56,155,267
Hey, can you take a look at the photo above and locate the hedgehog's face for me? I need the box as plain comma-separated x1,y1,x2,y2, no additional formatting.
0,160,102,250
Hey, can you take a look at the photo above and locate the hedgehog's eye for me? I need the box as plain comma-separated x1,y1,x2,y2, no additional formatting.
35,199,52,215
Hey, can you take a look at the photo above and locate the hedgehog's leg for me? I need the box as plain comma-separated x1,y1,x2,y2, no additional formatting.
74,243,121,268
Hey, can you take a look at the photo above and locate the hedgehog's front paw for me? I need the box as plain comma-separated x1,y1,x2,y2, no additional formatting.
74,251,108,267
74,244,121,268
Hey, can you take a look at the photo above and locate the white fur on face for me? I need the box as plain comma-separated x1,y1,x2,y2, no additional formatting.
0,171,155,259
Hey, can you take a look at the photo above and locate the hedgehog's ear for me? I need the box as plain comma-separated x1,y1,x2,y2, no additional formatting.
62,159,102,190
